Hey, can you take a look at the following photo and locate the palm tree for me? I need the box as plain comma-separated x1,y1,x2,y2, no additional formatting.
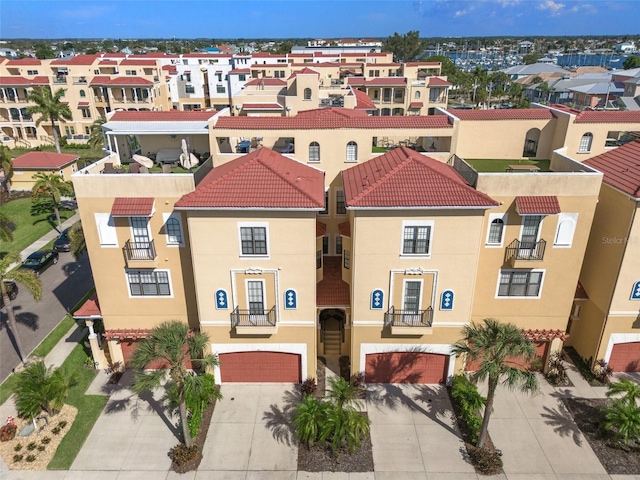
130,320,220,447
453,318,539,448
1,145,13,194
0,211,13,243
26,86,72,153
88,116,107,150
292,395,327,447
14,361,76,417
606,378,640,406
1,252,43,364
325,376,364,410
30,172,74,228
69,221,86,260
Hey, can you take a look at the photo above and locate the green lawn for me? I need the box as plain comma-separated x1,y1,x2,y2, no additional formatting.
0,197,74,255
465,158,552,173
47,343,107,470
31,315,76,358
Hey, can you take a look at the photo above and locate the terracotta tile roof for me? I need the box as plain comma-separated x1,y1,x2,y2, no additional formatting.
242,103,283,110
175,148,325,209
0,76,48,86
119,59,158,66
244,78,287,87
584,140,640,198
317,256,350,306
353,89,377,110
575,282,589,300
574,110,640,124
109,110,216,122
516,196,561,215
338,221,351,237
316,220,327,237
347,77,407,87
104,328,151,340
77,101,89,107
524,329,569,341
51,54,99,65
12,152,78,170
162,65,177,73
90,76,153,86
342,147,498,209
181,53,232,58
6,58,41,65
448,109,554,121
409,102,423,108
111,197,155,217
215,107,452,130
405,62,441,67
428,77,452,87
229,68,250,74
74,293,101,318
289,67,320,78
98,60,118,65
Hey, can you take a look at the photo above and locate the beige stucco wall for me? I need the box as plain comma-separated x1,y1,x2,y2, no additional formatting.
11,162,77,190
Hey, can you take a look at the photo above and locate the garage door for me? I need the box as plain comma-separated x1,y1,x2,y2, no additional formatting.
465,341,549,372
365,352,448,384
609,342,640,372
219,352,301,382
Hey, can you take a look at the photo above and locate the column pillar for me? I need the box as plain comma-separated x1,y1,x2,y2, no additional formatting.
85,320,107,369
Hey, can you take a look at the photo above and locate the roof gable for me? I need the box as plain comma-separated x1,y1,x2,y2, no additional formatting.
12,151,78,169
342,147,498,209
584,140,640,198
175,148,325,209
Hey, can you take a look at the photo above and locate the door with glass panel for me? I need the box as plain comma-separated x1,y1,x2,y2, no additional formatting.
130,217,151,259
403,281,421,325
520,215,542,259
247,281,266,324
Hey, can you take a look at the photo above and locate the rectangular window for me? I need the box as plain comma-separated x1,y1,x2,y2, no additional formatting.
336,190,346,215
343,250,350,269
238,74,246,81
27,70,38,75
185,85,195,94
95,213,117,247
81,108,91,118
184,73,191,82
84,126,90,135
322,236,329,255
316,250,322,269
320,191,329,215
125,70,137,76
247,280,264,313
336,235,342,255
498,270,543,297
394,89,403,100
403,281,421,312
130,217,151,243
127,270,171,296
520,215,542,247
240,226,267,255
403,225,431,255
64,126,75,136
216,85,225,94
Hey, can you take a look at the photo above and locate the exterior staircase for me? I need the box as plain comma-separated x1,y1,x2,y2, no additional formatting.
323,330,341,356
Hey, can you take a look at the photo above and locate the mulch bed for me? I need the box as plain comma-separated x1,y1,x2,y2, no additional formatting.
297,415,374,473
563,397,640,475
170,387,219,474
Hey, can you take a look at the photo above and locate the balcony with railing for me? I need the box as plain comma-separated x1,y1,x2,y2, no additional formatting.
231,306,277,334
505,239,546,266
123,239,157,267
384,306,434,335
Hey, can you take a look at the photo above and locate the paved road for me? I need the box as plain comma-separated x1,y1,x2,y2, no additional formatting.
0,251,94,382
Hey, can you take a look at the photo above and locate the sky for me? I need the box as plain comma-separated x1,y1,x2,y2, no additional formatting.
0,0,638,40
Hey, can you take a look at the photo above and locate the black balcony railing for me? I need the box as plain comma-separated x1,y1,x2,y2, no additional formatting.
231,306,276,328
505,239,546,262
123,239,156,261
384,306,434,328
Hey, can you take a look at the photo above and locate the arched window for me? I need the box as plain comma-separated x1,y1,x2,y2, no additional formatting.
487,218,505,245
79,90,86,98
346,141,358,162
309,142,320,162
414,91,421,99
579,133,593,153
166,218,182,244
304,88,312,100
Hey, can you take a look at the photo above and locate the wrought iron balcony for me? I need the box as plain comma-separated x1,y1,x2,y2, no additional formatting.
231,306,277,334
123,239,156,261
384,306,434,335
505,239,546,264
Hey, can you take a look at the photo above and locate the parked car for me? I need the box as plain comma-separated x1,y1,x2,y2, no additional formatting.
53,228,71,252
20,250,59,276
0,280,19,308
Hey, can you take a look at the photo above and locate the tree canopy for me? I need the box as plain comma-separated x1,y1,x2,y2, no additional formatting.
383,31,426,63
26,87,73,153
623,56,640,70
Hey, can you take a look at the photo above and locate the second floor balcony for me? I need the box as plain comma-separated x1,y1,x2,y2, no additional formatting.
505,239,546,266
123,239,157,267
231,306,277,335
384,306,434,335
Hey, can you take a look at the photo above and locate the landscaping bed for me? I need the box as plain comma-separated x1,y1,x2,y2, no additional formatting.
563,397,640,475
297,414,374,472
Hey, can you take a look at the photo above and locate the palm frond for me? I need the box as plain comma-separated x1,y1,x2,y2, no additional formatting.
3,267,42,301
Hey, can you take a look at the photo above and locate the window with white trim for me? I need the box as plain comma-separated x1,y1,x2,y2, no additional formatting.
343,250,350,269
346,141,358,162
127,270,171,296
402,222,433,255
309,142,320,162
247,280,265,313
304,88,312,100
554,213,578,247
239,225,268,255
403,280,422,312
486,214,507,246
336,190,346,215
322,236,329,255
316,250,322,269
163,213,184,246
579,132,593,153
498,270,543,297
95,213,117,247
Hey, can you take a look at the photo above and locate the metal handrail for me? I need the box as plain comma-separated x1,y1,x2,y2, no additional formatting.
231,306,276,327
505,238,546,261
384,306,434,328
123,239,156,261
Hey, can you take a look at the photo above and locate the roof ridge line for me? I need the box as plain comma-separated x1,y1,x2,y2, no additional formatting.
257,153,324,207
349,148,413,204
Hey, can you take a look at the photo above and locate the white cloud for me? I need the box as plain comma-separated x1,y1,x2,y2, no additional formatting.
538,0,565,14
455,8,468,16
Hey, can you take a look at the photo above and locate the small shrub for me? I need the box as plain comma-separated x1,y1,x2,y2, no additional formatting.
52,427,61,435
13,454,23,462
300,377,318,397
545,351,570,386
468,445,503,475
25,454,36,463
0,423,17,442
37,445,46,451
41,436,51,445
58,420,68,429
184,373,217,439
593,359,613,385
350,371,365,390
169,443,198,466
14,443,22,452
26,442,37,451
451,375,486,445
